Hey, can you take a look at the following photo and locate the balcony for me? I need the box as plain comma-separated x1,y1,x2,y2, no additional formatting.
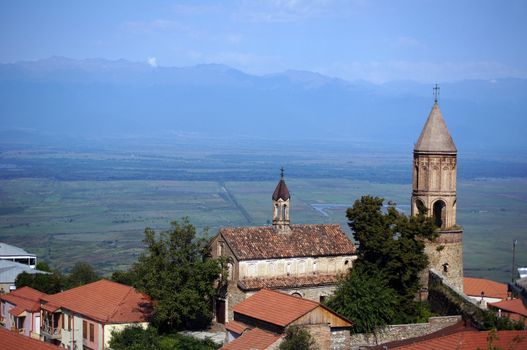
41,324,61,339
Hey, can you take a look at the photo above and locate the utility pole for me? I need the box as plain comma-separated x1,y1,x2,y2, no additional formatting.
512,239,518,282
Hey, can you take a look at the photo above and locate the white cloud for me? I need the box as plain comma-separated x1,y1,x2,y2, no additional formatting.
147,57,157,68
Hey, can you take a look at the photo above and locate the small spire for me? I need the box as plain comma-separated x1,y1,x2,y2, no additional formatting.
280,166,284,179
433,83,440,103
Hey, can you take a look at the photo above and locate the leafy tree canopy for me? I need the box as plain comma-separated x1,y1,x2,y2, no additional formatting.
65,262,100,289
325,264,399,333
279,326,317,350
347,196,436,299
345,195,437,323
129,217,225,331
15,270,64,294
109,325,219,350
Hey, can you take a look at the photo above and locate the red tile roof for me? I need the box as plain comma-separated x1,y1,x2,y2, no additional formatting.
489,298,527,318
0,327,61,350
225,320,250,334
0,286,46,314
41,279,152,324
220,327,282,350
376,330,527,350
220,224,355,260
464,277,508,299
237,274,338,291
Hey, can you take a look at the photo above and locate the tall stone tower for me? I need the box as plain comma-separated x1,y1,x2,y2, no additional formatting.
412,98,464,292
272,167,291,233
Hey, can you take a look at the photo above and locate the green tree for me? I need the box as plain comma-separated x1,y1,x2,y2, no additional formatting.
36,261,52,272
346,196,436,322
279,326,317,350
15,270,64,294
65,262,100,289
111,269,138,286
109,326,219,350
325,264,399,333
131,217,225,331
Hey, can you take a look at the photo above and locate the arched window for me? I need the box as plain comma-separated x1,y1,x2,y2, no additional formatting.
313,260,317,274
291,292,302,298
286,262,291,276
282,204,287,221
433,200,446,228
416,199,426,215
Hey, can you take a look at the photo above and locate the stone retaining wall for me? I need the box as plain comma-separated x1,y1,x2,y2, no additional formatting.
349,315,462,349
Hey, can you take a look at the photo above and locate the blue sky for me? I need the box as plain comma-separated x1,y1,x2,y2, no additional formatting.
1,0,526,83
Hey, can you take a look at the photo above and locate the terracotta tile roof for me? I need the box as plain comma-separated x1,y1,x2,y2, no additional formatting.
225,320,250,334
464,277,508,299
237,274,338,291
41,279,152,324
234,289,321,327
374,330,527,350
220,327,282,350
272,178,290,201
489,298,527,317
0,327,61,350
220,224,355,260
0,286,46,313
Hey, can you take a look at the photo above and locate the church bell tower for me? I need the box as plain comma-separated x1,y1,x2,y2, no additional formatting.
272,167,291,233
412,86,463,292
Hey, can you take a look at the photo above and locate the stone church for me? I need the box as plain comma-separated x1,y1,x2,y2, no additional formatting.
412,99,464,292
210,172,357,323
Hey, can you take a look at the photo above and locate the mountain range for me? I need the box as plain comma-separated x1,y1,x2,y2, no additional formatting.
1,56,526,152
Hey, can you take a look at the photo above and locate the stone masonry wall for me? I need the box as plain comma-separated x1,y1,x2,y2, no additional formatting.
304,324,331,350
423,232,464,292
331,329,351,350
428,269,487,329
349,315,462,349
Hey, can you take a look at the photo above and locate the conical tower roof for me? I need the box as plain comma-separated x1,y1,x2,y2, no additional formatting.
415,102,457,154
272,170,290,201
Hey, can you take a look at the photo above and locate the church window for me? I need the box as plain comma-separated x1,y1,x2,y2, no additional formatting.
227,263,233,281
291,292,302,298
286,262,291,276
248,264,256,277
313,261,317,274
281,204,287,221
298,260,306,274
433,200,446,228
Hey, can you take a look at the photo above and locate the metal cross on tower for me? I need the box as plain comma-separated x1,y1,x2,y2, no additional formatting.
433,83,440,103
280,166,285,178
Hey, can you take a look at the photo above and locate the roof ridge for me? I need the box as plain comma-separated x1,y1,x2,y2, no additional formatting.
261,288,320,307
106,285,135,323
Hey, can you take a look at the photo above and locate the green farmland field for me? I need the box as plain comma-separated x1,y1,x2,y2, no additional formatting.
1,177,526,282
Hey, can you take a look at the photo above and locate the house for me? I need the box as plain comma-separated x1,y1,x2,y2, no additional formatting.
210,171,356,323
0,242,37,268
0,286,46,339
39,279,152,349
0,260,50,294
488,298,527,325
369,329,527,349
464,277,509,308
0,327,61,350
222,288,353,350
